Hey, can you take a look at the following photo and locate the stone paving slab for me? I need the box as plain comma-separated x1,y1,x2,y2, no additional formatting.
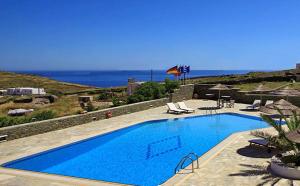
0,99,298,186
166,132,300,186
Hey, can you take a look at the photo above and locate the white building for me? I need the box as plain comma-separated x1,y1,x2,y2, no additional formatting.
6,87,46,95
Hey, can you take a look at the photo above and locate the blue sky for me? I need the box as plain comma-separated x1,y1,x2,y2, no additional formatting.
0,0,300,71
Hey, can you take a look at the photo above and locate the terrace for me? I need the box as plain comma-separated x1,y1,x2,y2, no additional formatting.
0,99,299,185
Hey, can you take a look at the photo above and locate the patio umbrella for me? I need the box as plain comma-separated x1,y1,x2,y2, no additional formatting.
260,99,300,116
209,84,230,99
286,128,300,144
252,84,271,104
272,86,300,101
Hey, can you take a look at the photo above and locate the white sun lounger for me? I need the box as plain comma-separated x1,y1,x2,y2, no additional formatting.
167,103,185,114
265,100,273,106
177,102,195,113
246,100,261,110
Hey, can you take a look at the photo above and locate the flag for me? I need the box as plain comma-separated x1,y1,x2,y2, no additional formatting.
186,66,190,73
179,66,184,73
166,66,181,75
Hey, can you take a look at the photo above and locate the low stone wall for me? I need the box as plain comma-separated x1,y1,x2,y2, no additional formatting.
194,84,300,106
0,98,169,141
170,84,194,102
0,84,196,141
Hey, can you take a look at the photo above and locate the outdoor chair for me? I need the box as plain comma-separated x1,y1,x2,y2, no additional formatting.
167,103,185,114
265,100,274,106
248,138,272,153
177,102,195,113
245,100,261,110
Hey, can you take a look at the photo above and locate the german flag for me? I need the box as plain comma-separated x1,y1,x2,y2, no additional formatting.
166,66,181,76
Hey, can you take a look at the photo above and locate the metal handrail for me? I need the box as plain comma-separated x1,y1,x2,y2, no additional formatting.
174,152,199,174
184,152,199,169
175,156,194,173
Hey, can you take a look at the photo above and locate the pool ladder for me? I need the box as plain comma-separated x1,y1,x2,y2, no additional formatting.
174,152,199,174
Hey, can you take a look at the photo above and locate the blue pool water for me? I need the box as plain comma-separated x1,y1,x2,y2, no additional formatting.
3,113,269,185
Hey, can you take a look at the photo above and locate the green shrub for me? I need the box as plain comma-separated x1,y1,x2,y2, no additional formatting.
127,94,145,104
0,116,28,128
31,110,56,120
126,82,166,104
135,82,166,99
0,110,56,128
165,78,180,93
261,110,300,166
97,92,109,100
112,97,124,107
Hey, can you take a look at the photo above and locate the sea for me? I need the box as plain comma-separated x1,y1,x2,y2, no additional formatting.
17,70,253,88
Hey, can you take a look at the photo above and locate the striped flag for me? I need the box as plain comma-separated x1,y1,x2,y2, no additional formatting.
166,66,181,76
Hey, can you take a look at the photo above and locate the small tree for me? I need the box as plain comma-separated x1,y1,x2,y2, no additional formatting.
165,78,179,93
127,82,166,104
135,82,166,100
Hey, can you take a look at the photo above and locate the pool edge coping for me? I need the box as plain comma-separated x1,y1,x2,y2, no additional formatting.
162,130,245,185
0,111,272,186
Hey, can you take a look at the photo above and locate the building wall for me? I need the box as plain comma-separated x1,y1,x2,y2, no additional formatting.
6,88,46,95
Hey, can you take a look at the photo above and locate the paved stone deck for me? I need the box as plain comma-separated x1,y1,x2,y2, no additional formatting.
0,99,299,186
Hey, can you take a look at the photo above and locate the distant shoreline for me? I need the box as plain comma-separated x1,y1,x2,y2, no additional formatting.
13,70,255,88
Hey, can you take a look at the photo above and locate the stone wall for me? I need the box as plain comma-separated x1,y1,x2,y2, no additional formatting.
191,74,293,85
194,84,300,106
0,84,196,141
170,84,194,102
0,98,169,141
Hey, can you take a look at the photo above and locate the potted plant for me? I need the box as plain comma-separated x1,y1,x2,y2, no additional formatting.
261,110,300,179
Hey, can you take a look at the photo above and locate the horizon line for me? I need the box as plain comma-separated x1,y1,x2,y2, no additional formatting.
1,69,282,72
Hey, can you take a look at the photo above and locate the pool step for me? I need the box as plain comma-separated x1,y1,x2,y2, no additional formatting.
174,152,199,174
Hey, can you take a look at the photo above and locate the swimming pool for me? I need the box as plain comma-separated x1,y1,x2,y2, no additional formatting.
2,113,269,186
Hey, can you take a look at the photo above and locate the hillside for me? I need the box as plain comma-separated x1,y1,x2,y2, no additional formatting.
0,71,94,95
0,71,127,122
188,70,289,84
186,69,300,91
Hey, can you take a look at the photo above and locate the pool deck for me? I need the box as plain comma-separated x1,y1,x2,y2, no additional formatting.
0,99,299,186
